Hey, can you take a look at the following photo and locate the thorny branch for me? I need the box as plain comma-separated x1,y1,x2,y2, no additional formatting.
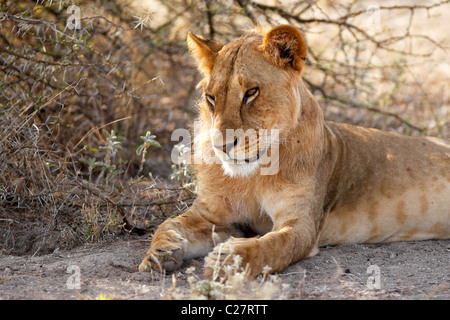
231,0,448,132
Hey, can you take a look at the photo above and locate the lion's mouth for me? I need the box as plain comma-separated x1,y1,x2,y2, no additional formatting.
244,152,261,163
243,147,268,163
215,142,268,165
218,146,268,178
223,147,267,164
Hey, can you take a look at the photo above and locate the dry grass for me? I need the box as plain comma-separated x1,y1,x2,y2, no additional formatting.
165,252,291,300
0,0,198,254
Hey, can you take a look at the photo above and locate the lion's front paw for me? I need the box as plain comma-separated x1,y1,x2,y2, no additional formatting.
139,230,186,274
204,238,260,280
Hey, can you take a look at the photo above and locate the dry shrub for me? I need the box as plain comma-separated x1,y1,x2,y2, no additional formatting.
0,0,195,254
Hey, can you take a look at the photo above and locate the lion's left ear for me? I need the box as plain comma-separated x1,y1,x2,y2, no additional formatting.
260,25,307,73
187,32,224,76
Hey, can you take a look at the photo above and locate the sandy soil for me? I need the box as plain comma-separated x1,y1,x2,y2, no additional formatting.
0,235,448,300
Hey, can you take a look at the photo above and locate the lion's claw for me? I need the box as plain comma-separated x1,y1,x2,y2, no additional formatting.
138,231,185,273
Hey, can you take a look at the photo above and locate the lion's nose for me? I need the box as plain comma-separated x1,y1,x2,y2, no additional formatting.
213,138,238,156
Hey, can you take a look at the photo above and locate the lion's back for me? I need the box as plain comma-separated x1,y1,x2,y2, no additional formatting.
319,122,450,245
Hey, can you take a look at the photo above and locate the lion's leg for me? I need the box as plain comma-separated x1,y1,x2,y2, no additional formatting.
139,208,237,273
204,216,317,279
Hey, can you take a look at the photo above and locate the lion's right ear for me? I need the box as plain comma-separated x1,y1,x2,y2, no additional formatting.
187,32,223,76
260,25,307,73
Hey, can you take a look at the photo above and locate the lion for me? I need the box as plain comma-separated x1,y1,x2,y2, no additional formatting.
139,25,450,278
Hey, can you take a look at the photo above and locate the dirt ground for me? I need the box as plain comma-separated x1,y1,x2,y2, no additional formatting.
0,235,448,300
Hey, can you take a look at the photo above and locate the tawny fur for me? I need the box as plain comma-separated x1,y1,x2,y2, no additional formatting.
139,25,450,278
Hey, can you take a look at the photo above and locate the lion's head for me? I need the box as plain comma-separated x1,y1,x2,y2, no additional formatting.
187,26,310,178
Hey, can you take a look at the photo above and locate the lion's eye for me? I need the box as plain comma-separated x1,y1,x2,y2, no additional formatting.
243,87,259,104
245,88,258,97
205,94,215,112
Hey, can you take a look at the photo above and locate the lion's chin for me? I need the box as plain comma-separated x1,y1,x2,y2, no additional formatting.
221,161,259,178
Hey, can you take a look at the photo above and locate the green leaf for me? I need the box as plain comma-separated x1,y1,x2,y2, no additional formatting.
136,144,144,156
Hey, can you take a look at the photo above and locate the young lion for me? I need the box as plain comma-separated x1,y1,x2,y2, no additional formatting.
139,25,450,278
